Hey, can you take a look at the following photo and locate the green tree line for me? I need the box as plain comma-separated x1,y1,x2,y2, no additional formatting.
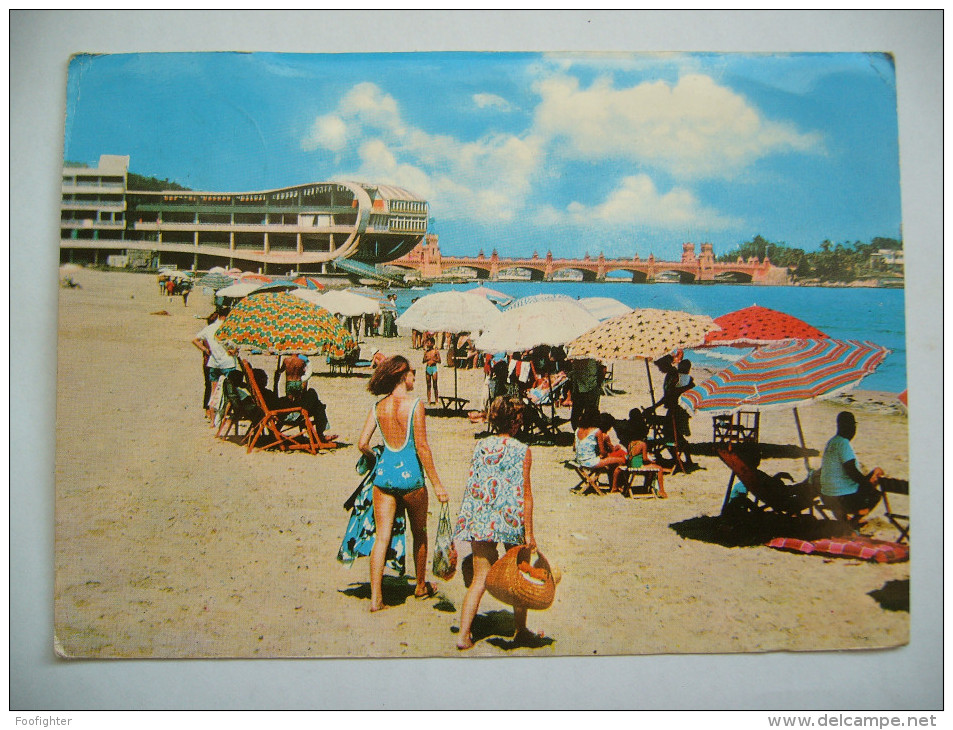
717,234,903,282
127,172,191,192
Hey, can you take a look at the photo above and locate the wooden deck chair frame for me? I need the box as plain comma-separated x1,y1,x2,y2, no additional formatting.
239,358,321,454
645,411,689,475
565,459,612,496
215,376,259,446
716,446,823,518
616,464,667,499
877,477,909,543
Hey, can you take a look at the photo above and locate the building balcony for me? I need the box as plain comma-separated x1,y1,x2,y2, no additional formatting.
61,201,127,212
61,219,126,230
133,222,359,235
62,182,125,194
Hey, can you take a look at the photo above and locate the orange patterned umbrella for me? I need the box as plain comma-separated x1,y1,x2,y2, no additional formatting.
215,291,355,357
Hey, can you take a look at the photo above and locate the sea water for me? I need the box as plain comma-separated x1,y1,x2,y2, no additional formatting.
391,281,907,394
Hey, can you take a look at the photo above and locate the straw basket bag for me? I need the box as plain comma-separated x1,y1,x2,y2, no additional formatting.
485,545,559,611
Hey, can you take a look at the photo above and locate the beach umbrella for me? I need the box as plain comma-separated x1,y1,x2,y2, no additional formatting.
215,291,356,357
577,296,634,321
196,272,234,290
396,290,502,334
475,299,599,353
293,275,325,290
395,290,505,403
216,282,264,299
566,307,720,402
467,285,513,306
680,339,890,469
313,290,381,317
702,305,828,347
347,287,397,311
208,266,228,275
253,280,299,294
506,293,576,310
238,272,272,283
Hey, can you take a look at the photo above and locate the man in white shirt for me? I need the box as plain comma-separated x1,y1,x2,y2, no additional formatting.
819,411,884,525
192,313,238,419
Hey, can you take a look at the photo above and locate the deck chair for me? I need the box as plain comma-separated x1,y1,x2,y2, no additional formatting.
239,359,335,454
564,459,612,496
615,460,671,499
645,410,689,474
216,374,261,445
717,445,822,518
712,411,761,445
877,477,909,543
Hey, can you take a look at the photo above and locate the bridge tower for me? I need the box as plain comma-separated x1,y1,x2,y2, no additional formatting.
698,242,716,281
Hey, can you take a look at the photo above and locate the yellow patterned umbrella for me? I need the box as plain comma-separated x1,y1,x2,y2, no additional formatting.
215,291,356,357
567,308,720,401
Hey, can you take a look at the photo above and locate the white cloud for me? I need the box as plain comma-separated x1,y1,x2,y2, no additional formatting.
533,72,822,179
473,92,512,112
301,82,543,222
537,174,741,231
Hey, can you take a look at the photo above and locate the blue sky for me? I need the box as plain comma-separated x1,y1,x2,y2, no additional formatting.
63,51,902,260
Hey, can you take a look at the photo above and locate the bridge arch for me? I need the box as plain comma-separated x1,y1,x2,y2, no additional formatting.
446,265,492,280
549,264,598,282
603,265,649,283
497,265,545,281
714,269,754,283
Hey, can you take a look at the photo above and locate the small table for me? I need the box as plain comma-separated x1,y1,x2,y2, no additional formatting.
438,396,470,413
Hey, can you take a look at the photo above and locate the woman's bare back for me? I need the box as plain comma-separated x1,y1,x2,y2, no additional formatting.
376,395,415,449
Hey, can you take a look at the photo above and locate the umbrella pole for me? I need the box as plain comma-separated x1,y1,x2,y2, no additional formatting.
645,359,656,405
792,407,811,472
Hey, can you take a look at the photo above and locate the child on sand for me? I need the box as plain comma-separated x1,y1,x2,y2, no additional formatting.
453,397,541,650
422,338,441,404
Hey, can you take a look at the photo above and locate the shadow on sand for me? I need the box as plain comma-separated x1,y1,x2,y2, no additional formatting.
670,511,847,549
340,575,453,612
450,609,555,650
691,441,820,461
868,579,909,612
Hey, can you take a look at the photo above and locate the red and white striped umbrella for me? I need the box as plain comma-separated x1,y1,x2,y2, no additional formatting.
681,339,890,414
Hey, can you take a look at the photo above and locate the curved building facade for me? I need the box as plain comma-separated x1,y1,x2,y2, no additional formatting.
61,155,429,273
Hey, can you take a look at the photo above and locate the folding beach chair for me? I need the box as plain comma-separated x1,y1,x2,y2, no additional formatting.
717,445,823,518
239,359,337,454
215,374,261,446
877,477,910,544
564,459,612,496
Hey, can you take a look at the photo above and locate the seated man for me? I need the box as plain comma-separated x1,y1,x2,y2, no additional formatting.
819,411,884,526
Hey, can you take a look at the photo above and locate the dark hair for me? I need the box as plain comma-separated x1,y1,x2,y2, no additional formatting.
368,355,413,396
578,408,602,429
678,359,692,374
836,411,856,433
487,396,525,434
599,412,616,432
206,311,219,325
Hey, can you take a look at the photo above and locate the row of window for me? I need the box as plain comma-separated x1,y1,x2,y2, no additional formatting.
390,199,426,214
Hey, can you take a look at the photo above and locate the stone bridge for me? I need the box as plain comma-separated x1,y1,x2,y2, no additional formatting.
390,236,790,284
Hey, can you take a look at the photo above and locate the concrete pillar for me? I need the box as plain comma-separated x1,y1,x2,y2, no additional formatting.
297,233,303,254
264,233,270,253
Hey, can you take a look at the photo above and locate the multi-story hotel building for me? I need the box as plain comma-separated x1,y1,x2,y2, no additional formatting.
60,155,430,274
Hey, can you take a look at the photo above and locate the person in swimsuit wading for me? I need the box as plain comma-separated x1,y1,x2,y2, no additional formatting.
358,356,449,612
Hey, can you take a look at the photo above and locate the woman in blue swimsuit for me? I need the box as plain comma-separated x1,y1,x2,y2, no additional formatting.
358,356,449,612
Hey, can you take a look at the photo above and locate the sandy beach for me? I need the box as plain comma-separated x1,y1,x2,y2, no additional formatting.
53,269,910,659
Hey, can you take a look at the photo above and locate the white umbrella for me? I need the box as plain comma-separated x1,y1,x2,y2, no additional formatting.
290,288,326,307
475,299,599,353
216,282,263,298
395,290,502,334
395,290,504,405
578,297,634,321
467,285,514,306
315,289,381,317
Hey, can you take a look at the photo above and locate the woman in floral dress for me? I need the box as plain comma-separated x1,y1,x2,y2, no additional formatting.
453,396,538,650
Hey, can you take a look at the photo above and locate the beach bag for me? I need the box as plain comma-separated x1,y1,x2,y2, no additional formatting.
485,545,558,611
432,503,457,580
